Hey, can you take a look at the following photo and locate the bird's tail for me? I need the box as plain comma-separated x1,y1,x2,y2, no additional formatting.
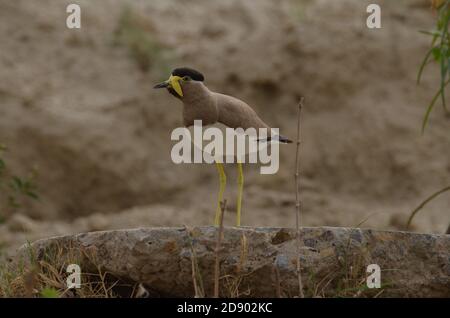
257,135,293,144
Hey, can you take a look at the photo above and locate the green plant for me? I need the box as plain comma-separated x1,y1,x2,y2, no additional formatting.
40,287,60,298
411,2,450,232
417,0,450,133
0,144,39,222
113,7,172,74
406,185,450,230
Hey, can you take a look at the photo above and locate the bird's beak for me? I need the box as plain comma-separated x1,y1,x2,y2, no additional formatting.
153,75,184,97
153,81,169,89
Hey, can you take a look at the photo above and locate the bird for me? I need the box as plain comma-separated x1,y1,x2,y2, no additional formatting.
154,67,291,226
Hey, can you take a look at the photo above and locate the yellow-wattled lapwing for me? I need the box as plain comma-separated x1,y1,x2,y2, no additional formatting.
154,67,291,226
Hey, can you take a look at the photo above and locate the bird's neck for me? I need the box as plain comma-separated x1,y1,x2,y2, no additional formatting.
182,82,213,105
181,82,219,127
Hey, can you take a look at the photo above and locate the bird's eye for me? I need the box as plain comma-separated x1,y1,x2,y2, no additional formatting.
182,76,191,81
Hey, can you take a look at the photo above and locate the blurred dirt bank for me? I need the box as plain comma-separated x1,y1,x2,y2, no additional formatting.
0,0,449,255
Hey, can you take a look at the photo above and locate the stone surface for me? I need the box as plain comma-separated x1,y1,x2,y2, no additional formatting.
20,227,450,297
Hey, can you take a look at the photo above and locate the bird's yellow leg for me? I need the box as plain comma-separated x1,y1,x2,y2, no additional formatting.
215,162,226,226
236,162,244,227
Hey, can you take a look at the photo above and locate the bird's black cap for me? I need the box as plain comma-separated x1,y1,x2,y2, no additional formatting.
172,67,205,82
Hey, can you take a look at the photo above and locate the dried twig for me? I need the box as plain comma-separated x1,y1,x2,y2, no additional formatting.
237,234,247,274
185,226,204,298
214,200,227,298
222,233,248,298
294,97,305,298
273,265,282,298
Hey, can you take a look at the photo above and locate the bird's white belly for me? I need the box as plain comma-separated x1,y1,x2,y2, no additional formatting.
184,122,267,163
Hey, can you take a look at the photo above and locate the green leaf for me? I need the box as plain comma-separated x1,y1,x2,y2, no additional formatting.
419,29,442,48
439,48,448,110
448,57,450,76
7,195,20,209
406,185,450,230
422,78,450,133
25,190,39,200
419,29,441,37
10,176,24,192
432,46,442,61
40,287,60,298
417,47,433,84
8,196,19,207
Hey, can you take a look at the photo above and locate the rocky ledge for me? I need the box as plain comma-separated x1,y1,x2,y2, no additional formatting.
19,227,450,297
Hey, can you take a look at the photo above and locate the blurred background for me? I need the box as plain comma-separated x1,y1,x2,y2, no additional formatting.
0,0,449,256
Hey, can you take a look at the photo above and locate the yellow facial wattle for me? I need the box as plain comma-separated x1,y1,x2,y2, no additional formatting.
169,75,183,97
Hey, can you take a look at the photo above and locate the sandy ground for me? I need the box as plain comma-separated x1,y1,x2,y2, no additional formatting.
0,0,449,256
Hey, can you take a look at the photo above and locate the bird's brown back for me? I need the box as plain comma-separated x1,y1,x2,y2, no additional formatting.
181,81,271,133
214,93,270,131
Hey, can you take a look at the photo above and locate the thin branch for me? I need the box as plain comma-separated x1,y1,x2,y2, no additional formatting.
186,226,204,298
191,251,200,297
406,185,450,230
294,97,305,298
214,200,226,298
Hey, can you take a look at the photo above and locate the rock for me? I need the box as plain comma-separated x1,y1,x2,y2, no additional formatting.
17,227,450,297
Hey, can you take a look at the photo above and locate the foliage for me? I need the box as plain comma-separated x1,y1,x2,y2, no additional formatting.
410,1,450,232
417,0,450,133
0,144,39,223
113,7,172,74
0,243,134,298
406,185,450,229
40,287,60,298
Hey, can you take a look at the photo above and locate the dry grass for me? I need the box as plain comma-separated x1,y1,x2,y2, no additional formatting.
221,233,251,298
186,225,252,298
302,236,391,298
214,200,226,298
0,242,136,298
186,226,205,298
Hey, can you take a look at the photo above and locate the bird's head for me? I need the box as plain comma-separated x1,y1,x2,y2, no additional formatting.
153,67,205,98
